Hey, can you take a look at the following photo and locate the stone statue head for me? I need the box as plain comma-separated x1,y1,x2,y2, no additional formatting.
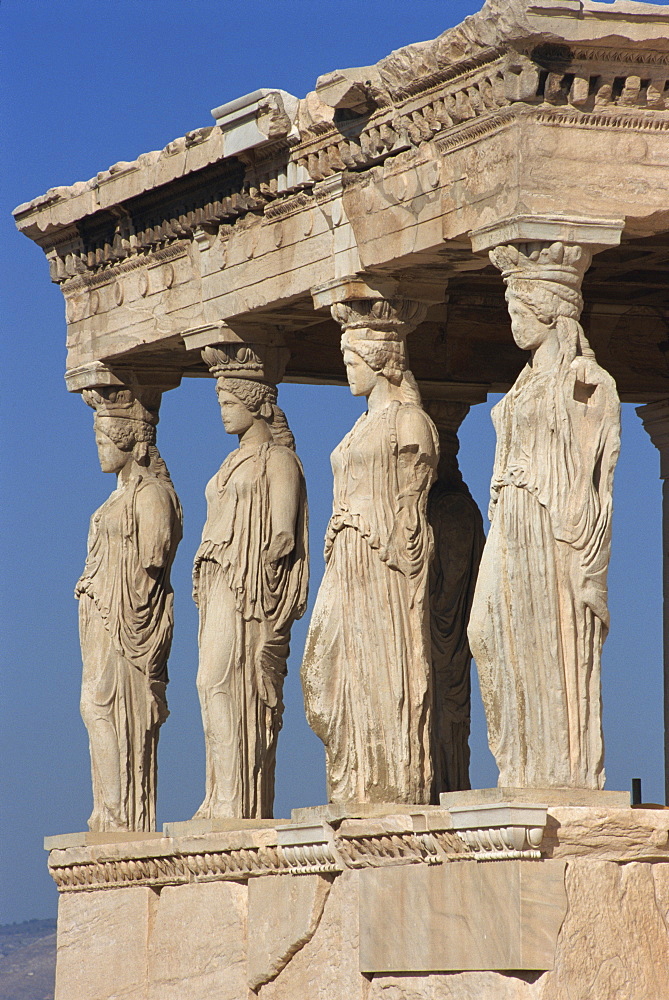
82,386,169,479
83,387,158,472
213,376,296,450
332,298,426,405
490,241,595,367
340,328,423,406
202,345,296,449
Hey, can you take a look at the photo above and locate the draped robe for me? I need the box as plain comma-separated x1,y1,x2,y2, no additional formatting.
193,442,308,819
76,473,182,831
468,360,620,788
428,484,484,794
301,401,438,804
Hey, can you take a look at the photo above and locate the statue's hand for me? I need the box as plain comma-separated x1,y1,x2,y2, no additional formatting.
267,530,294,564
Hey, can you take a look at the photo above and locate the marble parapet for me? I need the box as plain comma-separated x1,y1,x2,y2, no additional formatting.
44,804,669,894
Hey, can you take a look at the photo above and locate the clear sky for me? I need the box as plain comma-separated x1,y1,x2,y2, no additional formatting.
1,0,666,924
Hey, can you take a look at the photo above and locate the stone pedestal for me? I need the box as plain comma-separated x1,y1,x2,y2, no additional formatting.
46,803,669,1000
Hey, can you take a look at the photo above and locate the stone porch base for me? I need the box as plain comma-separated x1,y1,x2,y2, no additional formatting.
45,802,669,1000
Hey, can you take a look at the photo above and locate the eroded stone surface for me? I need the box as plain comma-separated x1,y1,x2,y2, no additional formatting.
258,870,367,1000
247,873,332,990
55,887,155,1000
538,859,669,1000
546,807,669,861
148,881,247,1000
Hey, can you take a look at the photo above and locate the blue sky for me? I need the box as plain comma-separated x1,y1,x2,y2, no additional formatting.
1,0,666,924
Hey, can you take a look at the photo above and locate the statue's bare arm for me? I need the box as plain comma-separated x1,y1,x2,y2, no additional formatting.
396,405,439,502
266,448,301,563
136,483,175,572
381,406,438,575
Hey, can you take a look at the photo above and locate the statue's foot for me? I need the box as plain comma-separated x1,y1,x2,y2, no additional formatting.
191,803,211,821
192,798,239,821
88,806,126,833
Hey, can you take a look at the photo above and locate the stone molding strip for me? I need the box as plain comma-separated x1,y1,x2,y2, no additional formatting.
46,805,669,893
47,815,475,893
448,803,548,860
49,841,338,893
45,808,548,893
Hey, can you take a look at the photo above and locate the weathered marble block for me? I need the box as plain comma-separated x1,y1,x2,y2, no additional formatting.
55,887,155,1000
359,859,567,973
148,881,247,1000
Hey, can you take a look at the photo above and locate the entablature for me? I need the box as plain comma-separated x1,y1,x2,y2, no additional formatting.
13,0,669,403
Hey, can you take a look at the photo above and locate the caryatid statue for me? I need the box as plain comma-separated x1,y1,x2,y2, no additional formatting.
76,384,182,832
193,343,309,820
302,299,439,804
424,399,484,796
468,242,620,790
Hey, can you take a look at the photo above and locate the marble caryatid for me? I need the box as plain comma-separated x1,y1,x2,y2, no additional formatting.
424,400,484,795
76,385,182,832
468,242,621,790
302,299,439,804
193,344,309,820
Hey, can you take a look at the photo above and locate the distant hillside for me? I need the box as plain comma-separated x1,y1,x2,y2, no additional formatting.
0,919,56,1000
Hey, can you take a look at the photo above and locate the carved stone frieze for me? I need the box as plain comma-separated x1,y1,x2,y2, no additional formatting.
334,820,466,869
46,802,669,895
454,826,544,860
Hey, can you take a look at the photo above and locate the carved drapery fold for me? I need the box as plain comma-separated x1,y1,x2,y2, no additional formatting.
423,399,484,796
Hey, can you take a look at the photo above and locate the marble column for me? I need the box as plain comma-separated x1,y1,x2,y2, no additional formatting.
69,364,183,832
636,399,669,805
468,240,621,790
302,282,440,804
422,398,484,795
192,338,309,820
